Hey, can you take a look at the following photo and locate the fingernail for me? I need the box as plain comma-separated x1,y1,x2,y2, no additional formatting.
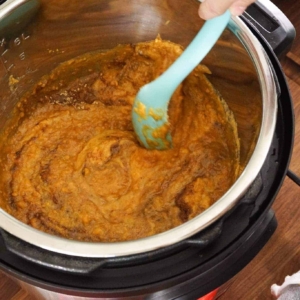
198,5,208,20
230,5,247,16
199,2,225,20
199,7,216,20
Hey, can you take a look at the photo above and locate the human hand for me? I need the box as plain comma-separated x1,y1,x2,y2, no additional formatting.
199,0,256,20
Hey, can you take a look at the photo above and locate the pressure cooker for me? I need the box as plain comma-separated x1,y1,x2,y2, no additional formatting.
0,0,298,299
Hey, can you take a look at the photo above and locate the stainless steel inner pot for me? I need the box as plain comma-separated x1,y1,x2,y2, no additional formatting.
0,0,277,257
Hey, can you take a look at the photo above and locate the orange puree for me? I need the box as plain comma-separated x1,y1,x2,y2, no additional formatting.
0,38,240,242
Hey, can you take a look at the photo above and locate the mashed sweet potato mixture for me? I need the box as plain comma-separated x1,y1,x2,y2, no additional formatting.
0,38,240,242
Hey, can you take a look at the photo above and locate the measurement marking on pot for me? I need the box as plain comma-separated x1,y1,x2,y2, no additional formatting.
7,64,14,72
1,49,8,57
14,38,21,46
19,52,25,61
0,33,31,76
0,37,5,47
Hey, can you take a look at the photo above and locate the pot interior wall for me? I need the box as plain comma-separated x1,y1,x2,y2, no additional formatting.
0,0,262,175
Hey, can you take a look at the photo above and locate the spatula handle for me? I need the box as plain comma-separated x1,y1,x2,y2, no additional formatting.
158,9,231,94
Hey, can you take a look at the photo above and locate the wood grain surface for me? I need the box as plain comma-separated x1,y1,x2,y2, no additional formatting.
0,1,299,299
273,0,300,65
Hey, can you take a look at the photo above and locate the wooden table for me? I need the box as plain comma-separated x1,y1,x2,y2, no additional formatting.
0,1,299,299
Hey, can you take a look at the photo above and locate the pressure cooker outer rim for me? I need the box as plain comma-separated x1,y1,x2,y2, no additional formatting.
0,15,277,258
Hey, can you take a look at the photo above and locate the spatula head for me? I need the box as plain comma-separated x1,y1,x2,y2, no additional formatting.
132,10,231,150
132,83,172,150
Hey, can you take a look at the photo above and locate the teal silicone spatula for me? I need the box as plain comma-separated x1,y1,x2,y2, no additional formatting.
132,10,231,150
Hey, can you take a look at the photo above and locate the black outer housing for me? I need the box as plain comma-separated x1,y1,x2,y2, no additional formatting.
243,1,296,59
0,2,297,299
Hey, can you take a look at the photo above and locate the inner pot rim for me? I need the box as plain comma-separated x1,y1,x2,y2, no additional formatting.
0,15,277,258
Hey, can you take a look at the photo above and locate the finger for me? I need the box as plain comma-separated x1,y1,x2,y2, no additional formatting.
199,0,236,20
199,0,256,20
230,0,256,16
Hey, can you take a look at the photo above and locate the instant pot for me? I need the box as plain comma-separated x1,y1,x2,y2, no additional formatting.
0,0,299,299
